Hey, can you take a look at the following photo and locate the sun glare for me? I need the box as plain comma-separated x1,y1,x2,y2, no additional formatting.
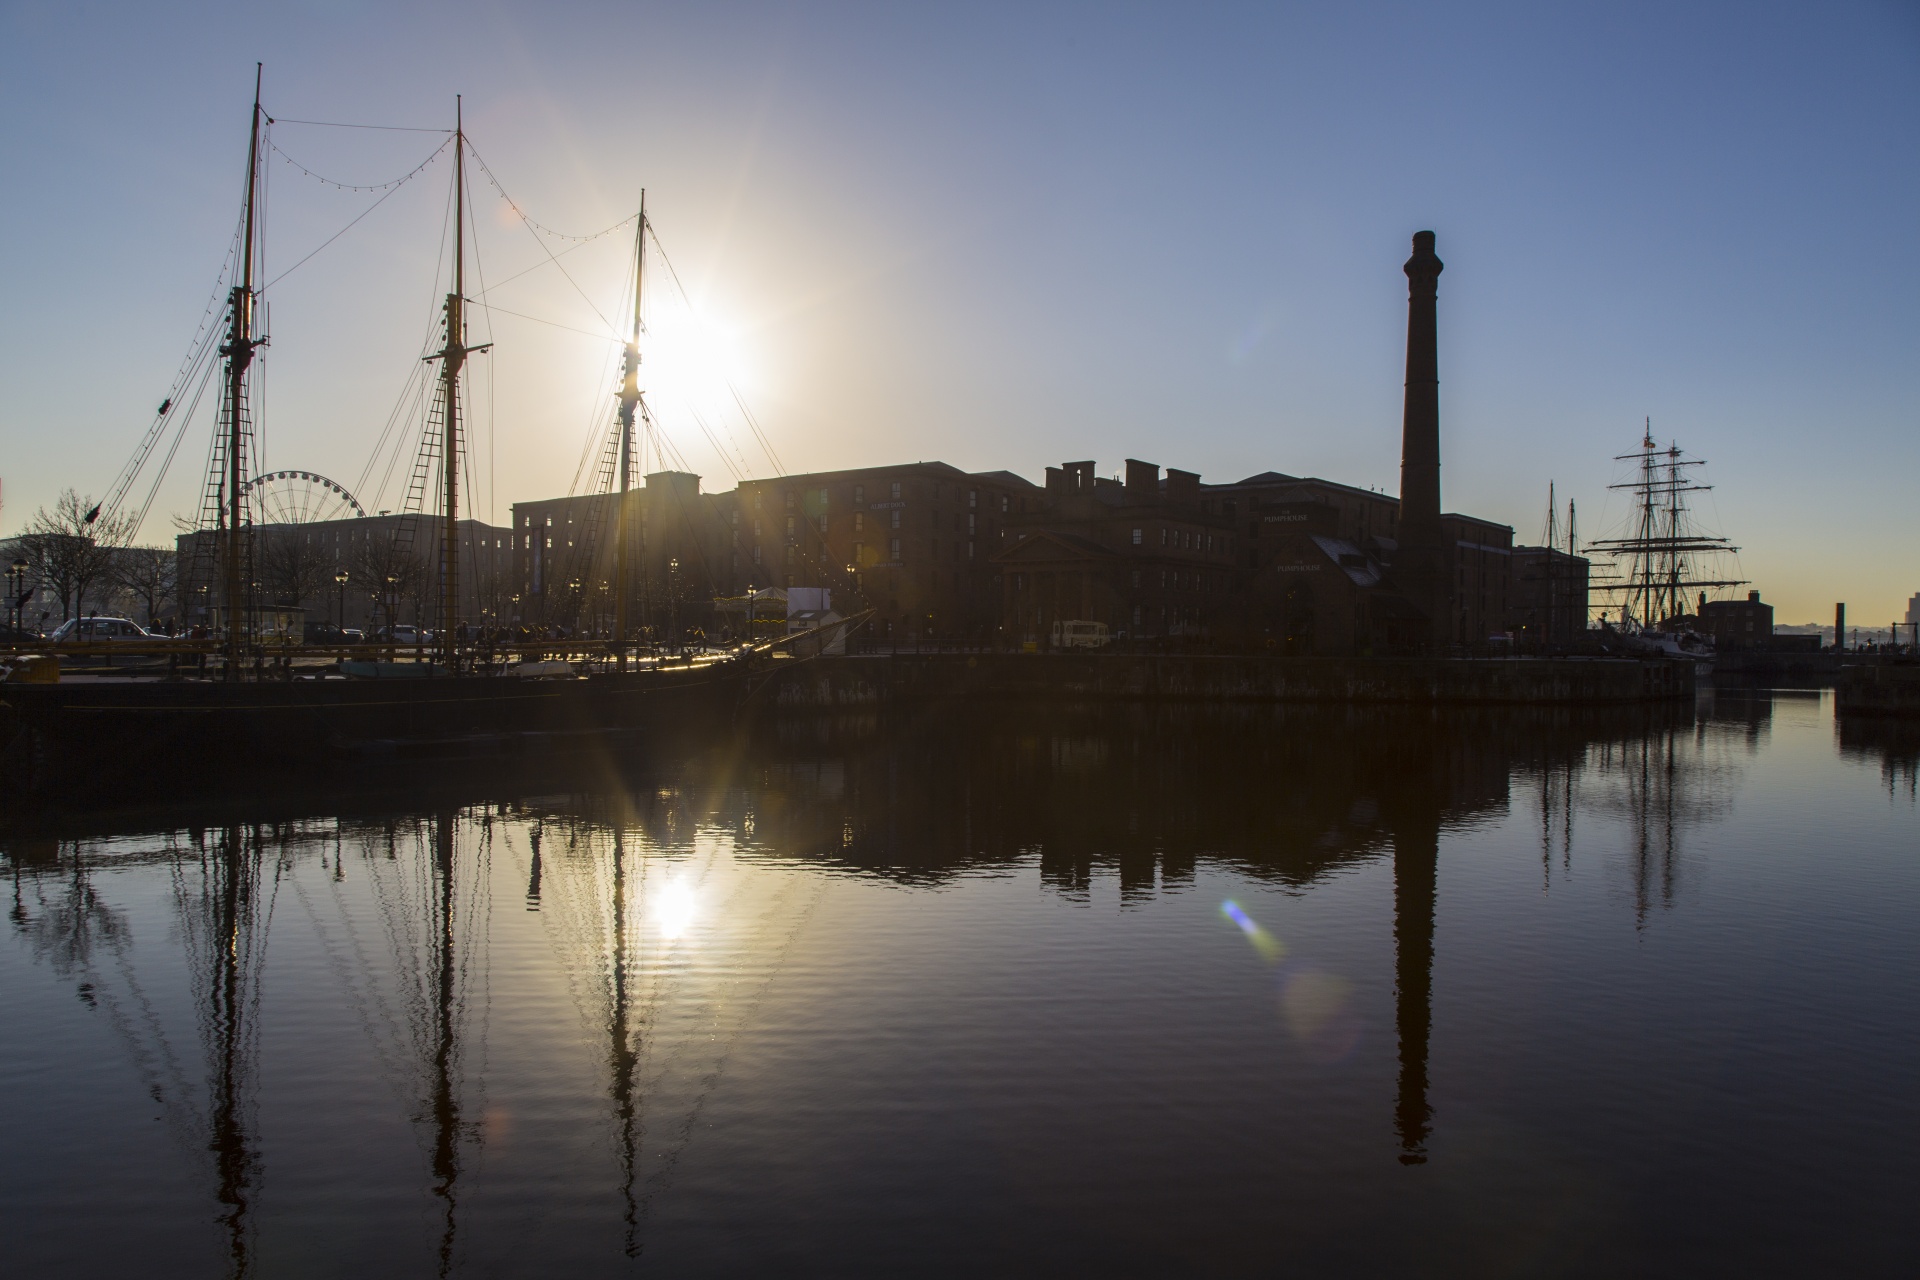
652,878,698,940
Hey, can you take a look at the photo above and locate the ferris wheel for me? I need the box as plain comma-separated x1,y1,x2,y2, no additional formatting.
241,470,368,527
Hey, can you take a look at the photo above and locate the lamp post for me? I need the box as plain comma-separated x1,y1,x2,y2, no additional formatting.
668,558,680,654
335,569,349,630
7,557,27,633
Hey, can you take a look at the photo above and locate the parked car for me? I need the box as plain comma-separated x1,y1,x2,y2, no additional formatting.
48,616,154,667
373,624,433,646
50,616,152,642
303,622,359,645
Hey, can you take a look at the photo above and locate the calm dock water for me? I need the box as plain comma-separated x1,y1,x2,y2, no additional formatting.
3,691,1915,1277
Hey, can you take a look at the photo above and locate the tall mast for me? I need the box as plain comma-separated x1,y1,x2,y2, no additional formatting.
435,97,487,668
1544,482,1557,644
614,193,645,655
1566,498,1577,631
221,64,265,677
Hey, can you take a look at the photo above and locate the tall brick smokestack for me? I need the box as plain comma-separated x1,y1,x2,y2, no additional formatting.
1398,230,1449,649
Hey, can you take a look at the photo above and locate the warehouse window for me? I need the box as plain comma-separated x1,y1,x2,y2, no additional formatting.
891,481,902,500
1132,528,1142,545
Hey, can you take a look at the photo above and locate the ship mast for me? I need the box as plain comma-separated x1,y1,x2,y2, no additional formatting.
614,193,646,660
1586,419,1743,628
220,65,266,677
433,98,488,669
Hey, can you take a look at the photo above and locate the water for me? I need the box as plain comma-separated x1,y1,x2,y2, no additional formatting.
3,691,1916,1278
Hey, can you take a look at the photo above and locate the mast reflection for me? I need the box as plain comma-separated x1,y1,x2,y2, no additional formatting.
428,811,461,1278
2,692,1757,1269
202,824,262,1277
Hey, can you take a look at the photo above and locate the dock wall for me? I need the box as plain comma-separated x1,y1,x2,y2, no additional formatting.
760,654,1692,709
1836,663,1920,718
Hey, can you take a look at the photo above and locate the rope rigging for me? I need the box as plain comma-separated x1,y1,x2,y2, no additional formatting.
99,93,793,643
269,137,449,193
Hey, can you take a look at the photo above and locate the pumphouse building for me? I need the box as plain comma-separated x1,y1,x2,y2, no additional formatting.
987,231,1548,654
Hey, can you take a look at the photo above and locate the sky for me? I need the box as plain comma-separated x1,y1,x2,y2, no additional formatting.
1,0,1915,623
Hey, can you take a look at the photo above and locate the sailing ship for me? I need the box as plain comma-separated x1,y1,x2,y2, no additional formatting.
1585,422,1744,666
0,71,815,794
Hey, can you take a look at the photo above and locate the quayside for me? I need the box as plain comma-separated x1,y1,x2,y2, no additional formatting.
0,657,750,799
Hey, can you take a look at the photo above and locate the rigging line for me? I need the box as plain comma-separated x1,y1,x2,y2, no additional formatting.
270,117,453,133
462,300,623,343
131,350,223,538
644,225,783,474
462,144,618,330
469,232,612,299
263,140,451,291
269,138,446,192
463,172,493,536
356,170,457,510
463,147,636,244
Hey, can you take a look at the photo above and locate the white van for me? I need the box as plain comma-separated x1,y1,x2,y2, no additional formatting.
1051,620,1110,649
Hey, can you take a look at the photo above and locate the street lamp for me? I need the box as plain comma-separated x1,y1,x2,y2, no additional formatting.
668,558,680,653
7,557,27,633
334,569,349,630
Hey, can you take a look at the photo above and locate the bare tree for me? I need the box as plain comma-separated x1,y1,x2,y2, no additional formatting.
18,491,136,622
257,527,336,608
348,530,423,630
109,547,179,627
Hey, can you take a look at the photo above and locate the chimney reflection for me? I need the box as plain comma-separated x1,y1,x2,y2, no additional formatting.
1391,814,1437,1165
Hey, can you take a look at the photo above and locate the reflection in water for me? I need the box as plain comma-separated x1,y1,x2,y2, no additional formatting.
6,698,1795,1272
198,826,265,1280
1392,799,1438,1165
1838,712,1920,804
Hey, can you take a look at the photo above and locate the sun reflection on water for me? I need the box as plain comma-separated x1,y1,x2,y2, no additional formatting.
653,878,698,940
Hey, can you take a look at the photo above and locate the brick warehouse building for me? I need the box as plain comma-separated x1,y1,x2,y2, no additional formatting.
734,462,1041,641
995,460,1239,642
510,471,732,635
995,460,1524,653
510,462,1042,641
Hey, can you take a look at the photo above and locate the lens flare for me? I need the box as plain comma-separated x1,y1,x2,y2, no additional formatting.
1220,899,1286,962
1278,966,1364,1063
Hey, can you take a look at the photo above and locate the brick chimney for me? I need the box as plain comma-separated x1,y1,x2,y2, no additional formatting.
1396,230,1450,649
1165,468,1200,507
1125,459,1160,503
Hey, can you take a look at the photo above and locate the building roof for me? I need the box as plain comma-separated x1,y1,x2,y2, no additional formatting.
1309,535,1386,588
1213,472,1396,506
967,469,1042,490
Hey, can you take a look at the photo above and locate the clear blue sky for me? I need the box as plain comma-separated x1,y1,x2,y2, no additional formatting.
2,1,1914,622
